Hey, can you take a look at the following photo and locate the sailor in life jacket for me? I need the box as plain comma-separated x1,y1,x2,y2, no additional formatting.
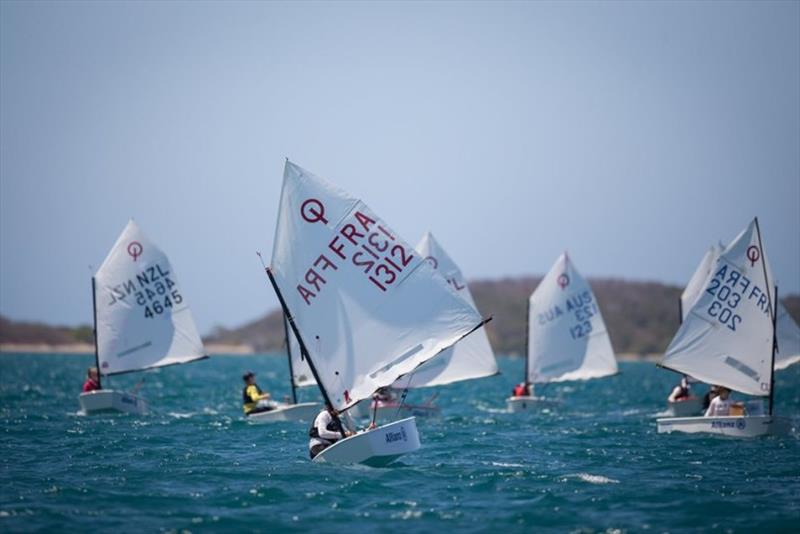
242,371,276,415
82,367,101,393
512,382,532,397
308,405,354,459
667,375,692,403
704,386,743,417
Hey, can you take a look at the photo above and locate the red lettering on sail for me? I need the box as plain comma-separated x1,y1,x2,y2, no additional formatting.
294,209,416,307
354,211,376,232
298,285,315,305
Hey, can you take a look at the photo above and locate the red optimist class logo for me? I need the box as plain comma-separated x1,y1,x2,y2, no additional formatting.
746,246,760,266
557,273,570,290
127,241,143,261
301,199,328,224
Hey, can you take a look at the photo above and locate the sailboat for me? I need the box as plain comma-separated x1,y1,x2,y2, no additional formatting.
245,313,321,422
507,252,618,412
79,220,208,415
351,231,499,421
264,160,488,466
656,218,791,436
667,240,800,416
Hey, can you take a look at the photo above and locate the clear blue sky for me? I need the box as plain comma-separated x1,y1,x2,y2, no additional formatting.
1,1,798,334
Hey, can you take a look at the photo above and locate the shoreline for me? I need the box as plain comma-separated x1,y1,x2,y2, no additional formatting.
0,344,660,362
0,343,256,356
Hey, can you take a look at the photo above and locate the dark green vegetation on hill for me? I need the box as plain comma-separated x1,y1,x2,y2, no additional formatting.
3,280,799,355
205,278,800,356
0,316,93,345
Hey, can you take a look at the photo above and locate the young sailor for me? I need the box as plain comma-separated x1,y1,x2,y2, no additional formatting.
512,382,532,397
705,386,735,416
308,405,353,459
82,367,101,393
667,376,691,403
702,385,720,410
242,372,275,416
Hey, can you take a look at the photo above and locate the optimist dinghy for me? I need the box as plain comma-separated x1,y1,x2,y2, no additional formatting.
507,252,618,412
263,160,488,466
656,218,791,437
353,232,498,423
79,220,208,415
247,316,320,423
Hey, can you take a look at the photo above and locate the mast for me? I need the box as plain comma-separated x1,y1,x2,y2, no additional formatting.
768,286,778,415
754,217,776,416
283,315,298,405
524,297,530,389
264,266,346,438
677,299,683,325
91,277,102,389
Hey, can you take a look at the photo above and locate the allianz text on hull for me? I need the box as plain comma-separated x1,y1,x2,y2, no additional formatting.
656,218,790,437
657,415,790,437
265,161,486,465
506,252,618,412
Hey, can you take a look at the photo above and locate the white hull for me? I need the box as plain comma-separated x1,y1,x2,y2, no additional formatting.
667,397,703,417
657,415,792,437
350,400,440,421
78,390,148,415
247,402,321,422
313,417,421,467
506,396,560,412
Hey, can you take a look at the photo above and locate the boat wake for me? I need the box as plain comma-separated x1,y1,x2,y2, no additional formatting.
563,473,620,485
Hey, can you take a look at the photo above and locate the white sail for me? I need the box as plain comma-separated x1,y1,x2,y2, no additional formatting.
270,161,484,411
661,219,776,396
527,253,617,383
94,220,206,376
683,242,799,372
391,232,498,389
775,301,800,370
285,315,317,387
680,244,723,321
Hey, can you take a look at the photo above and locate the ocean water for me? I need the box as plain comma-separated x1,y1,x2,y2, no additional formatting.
1,353,799,533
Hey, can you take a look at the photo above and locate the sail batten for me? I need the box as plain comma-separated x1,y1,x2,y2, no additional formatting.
269,161,484,411
661,219,775,396
94,220,206,376
527,253,618,384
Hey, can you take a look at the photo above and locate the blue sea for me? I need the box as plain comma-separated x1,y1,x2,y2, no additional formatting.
1,353,798,533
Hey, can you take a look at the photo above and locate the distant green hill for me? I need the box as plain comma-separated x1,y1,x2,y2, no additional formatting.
0,316,93,345
205,278,800,356
3,280,798,355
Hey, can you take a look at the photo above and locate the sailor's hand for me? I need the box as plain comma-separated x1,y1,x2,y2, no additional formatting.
345,430,355,437
367,422,377,430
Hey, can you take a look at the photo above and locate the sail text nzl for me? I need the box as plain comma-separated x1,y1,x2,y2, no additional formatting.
105,263,184,320
296,203,415,306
